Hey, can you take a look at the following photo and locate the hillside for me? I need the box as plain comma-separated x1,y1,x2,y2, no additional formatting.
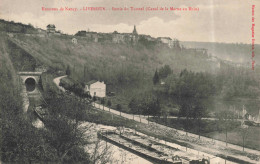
8,33,217,85
1,19,260,116
0,19,37,34
0,33,19,85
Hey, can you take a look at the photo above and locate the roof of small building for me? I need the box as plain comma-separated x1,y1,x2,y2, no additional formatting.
157,37,172,40
47,24,56,28
86,31,97,34
86,80,98,85
113,31,119,34
85,80,106,86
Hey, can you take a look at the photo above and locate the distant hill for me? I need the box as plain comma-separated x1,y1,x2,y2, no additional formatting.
182,41,260,65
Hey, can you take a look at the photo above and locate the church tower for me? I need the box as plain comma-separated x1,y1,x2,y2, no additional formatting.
131,25,139,44
132,25,138,35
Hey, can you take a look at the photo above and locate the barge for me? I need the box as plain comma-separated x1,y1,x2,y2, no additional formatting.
98,129,210,164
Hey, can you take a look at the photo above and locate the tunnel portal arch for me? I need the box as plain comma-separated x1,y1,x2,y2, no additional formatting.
25,77,36,92
18,72,42,93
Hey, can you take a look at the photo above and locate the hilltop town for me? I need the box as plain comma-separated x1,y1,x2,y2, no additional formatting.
38,23,183,49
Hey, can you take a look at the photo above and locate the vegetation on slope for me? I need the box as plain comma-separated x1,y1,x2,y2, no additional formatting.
0,33,106,163
0,19,36,34
12,34,215,84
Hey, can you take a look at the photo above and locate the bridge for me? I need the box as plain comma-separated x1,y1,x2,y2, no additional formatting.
18,72,42,94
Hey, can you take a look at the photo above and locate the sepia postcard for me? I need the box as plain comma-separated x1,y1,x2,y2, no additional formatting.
0,0,259,163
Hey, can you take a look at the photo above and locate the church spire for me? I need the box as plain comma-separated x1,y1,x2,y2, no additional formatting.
133,25,138,35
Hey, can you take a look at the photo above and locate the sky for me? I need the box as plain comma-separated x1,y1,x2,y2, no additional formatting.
0,0,259,44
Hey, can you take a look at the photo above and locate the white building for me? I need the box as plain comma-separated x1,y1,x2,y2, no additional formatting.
158,37,171,44
157,37,174,48
84,80,106,98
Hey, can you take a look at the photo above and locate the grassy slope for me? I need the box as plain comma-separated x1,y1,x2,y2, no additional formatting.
209,126,260,150
12,34,216,79
150,117,260,150
0,33,19,85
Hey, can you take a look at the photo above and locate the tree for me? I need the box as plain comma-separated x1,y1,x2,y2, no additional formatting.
83,65,86,80
90,138,113,164
116,104,122,116
192,101,207,139
107,100,112,112
44,116,90,163
153,98,161,118
72,83,84,97
159,65,172,79
1,110,52,163
137,94,161,124
239,125,249,151
216,110,236,146
44,94,92,163
66,65,71,76
101,98,105,110
92,96,97,107
149,98,161,123
87,94,93,111
128,98,139,120
153,69,159,85
178,97,198,135
162,110,170,126
175,70,216,136
140,96,152,124
0,68,53,163
178,97,194,119
44,92,113,163
174,39,181,49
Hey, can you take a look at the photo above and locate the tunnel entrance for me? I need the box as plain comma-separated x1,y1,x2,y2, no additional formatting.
25,78,36,92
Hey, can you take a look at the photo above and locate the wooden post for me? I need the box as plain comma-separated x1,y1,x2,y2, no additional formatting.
243,135,245,151
106,131,107,149
226,128,228,146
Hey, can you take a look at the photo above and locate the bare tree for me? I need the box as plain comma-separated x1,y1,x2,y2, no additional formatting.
116,104,122,116
107,100,112,112
44,94,93,163
90,138,113,164
239,122,249,151
216,110,236,146
101,98,105,110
